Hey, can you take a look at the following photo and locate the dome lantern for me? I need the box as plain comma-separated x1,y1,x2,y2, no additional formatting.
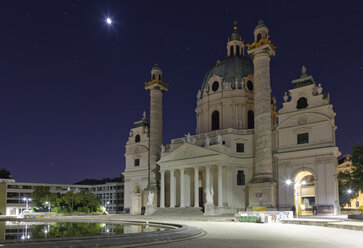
226,21,245,57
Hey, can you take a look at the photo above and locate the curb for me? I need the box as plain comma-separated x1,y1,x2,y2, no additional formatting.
0,220,204,248
282,220,363,232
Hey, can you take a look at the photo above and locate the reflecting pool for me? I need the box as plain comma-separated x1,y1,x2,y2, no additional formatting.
0,221,170,241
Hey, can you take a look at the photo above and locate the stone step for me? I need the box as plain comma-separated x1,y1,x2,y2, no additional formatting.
151,207,204,216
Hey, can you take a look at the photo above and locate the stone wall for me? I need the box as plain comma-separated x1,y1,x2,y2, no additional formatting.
0,183,6,215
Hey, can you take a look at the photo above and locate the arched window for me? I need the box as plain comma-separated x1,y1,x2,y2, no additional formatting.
297,97,308,109
248,110,254,129
152,74,156,80
135,134,140,143
257,33,262,42
237,170,245,185
247,80,253,91
212,111,220,130
236,45,240,56
230,46,234,56
158,74,161,80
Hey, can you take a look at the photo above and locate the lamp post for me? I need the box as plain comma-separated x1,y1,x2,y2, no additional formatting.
23,197,32,211
45,201,51,212
285,179,300,218
348,189,359,215
105,201,110,212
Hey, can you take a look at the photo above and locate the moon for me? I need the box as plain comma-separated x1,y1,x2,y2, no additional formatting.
106,17,112,25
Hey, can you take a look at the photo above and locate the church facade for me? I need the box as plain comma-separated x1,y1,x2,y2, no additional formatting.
123,21,340,215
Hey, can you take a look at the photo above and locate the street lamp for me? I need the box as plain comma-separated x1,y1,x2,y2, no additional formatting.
105,201,110,212
347,189,359,214
23,197,32,211
45,201,51,212
285,179,300,218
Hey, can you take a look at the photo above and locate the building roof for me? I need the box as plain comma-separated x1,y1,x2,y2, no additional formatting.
291,75,315,88
231,30,242,41
200,56,253,95
134,118,149,128
254,20,267,30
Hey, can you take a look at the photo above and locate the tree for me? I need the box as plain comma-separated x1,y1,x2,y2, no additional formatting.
32,186,53,210
0,168,12,179
337,143,363,207
62,191,79,213
76,190,100,213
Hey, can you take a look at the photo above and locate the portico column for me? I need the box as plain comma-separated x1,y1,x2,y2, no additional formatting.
180,168,185,207
218,165,223,207
170,169,176,207
194,167,199,207
206,166,211,190
160,170,165,208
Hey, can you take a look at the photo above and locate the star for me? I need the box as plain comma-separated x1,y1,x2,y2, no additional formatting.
106,17,112,25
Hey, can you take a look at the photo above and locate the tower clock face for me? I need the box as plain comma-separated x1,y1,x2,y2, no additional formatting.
212,81,219,91
247,81,253,91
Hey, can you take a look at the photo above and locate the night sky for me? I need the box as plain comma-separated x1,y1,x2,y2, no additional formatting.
1,0,362,184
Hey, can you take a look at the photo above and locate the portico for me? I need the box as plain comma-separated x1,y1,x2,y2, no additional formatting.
159,164,224,209
157,143,250,214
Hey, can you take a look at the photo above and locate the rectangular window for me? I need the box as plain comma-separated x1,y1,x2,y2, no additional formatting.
237,170,245,186
297,133,309,144
7,185,19,189
236,143,244,153
134,159,140,166
7,192,19,198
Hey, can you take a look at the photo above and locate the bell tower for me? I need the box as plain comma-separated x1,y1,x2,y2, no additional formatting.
144,64,168,206
247,20,277,208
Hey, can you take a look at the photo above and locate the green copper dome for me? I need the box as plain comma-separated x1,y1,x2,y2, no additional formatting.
200,56,253,96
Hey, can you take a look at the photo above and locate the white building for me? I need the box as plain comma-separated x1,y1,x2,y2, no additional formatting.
0,181,124,216
123,21,340,216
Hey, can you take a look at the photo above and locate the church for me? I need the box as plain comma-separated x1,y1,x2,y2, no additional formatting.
123,20,341,216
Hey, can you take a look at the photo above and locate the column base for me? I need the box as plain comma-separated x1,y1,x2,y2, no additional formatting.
247,181,277,208
144,205,157,216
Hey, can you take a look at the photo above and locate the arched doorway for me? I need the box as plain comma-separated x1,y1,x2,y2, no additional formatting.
131,185,142,215
294,171,316,216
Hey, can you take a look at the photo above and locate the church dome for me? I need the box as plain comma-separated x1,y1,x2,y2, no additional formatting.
200,56,253,93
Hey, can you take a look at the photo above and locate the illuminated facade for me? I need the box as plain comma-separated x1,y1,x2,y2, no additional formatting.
123,21,340,215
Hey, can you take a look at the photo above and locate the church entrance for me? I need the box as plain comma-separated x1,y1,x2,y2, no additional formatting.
294,171,316,216
131,186,142,215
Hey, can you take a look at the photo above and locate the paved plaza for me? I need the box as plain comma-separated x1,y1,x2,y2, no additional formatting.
1,215,363,247
147,220,363,248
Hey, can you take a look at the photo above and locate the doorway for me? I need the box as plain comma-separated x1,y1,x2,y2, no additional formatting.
294,171,316,215
131,186,142,215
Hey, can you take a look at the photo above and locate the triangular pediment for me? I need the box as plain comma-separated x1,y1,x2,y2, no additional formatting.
158,143,221,164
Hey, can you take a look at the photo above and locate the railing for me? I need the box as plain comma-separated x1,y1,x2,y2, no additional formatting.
171,128,254,145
